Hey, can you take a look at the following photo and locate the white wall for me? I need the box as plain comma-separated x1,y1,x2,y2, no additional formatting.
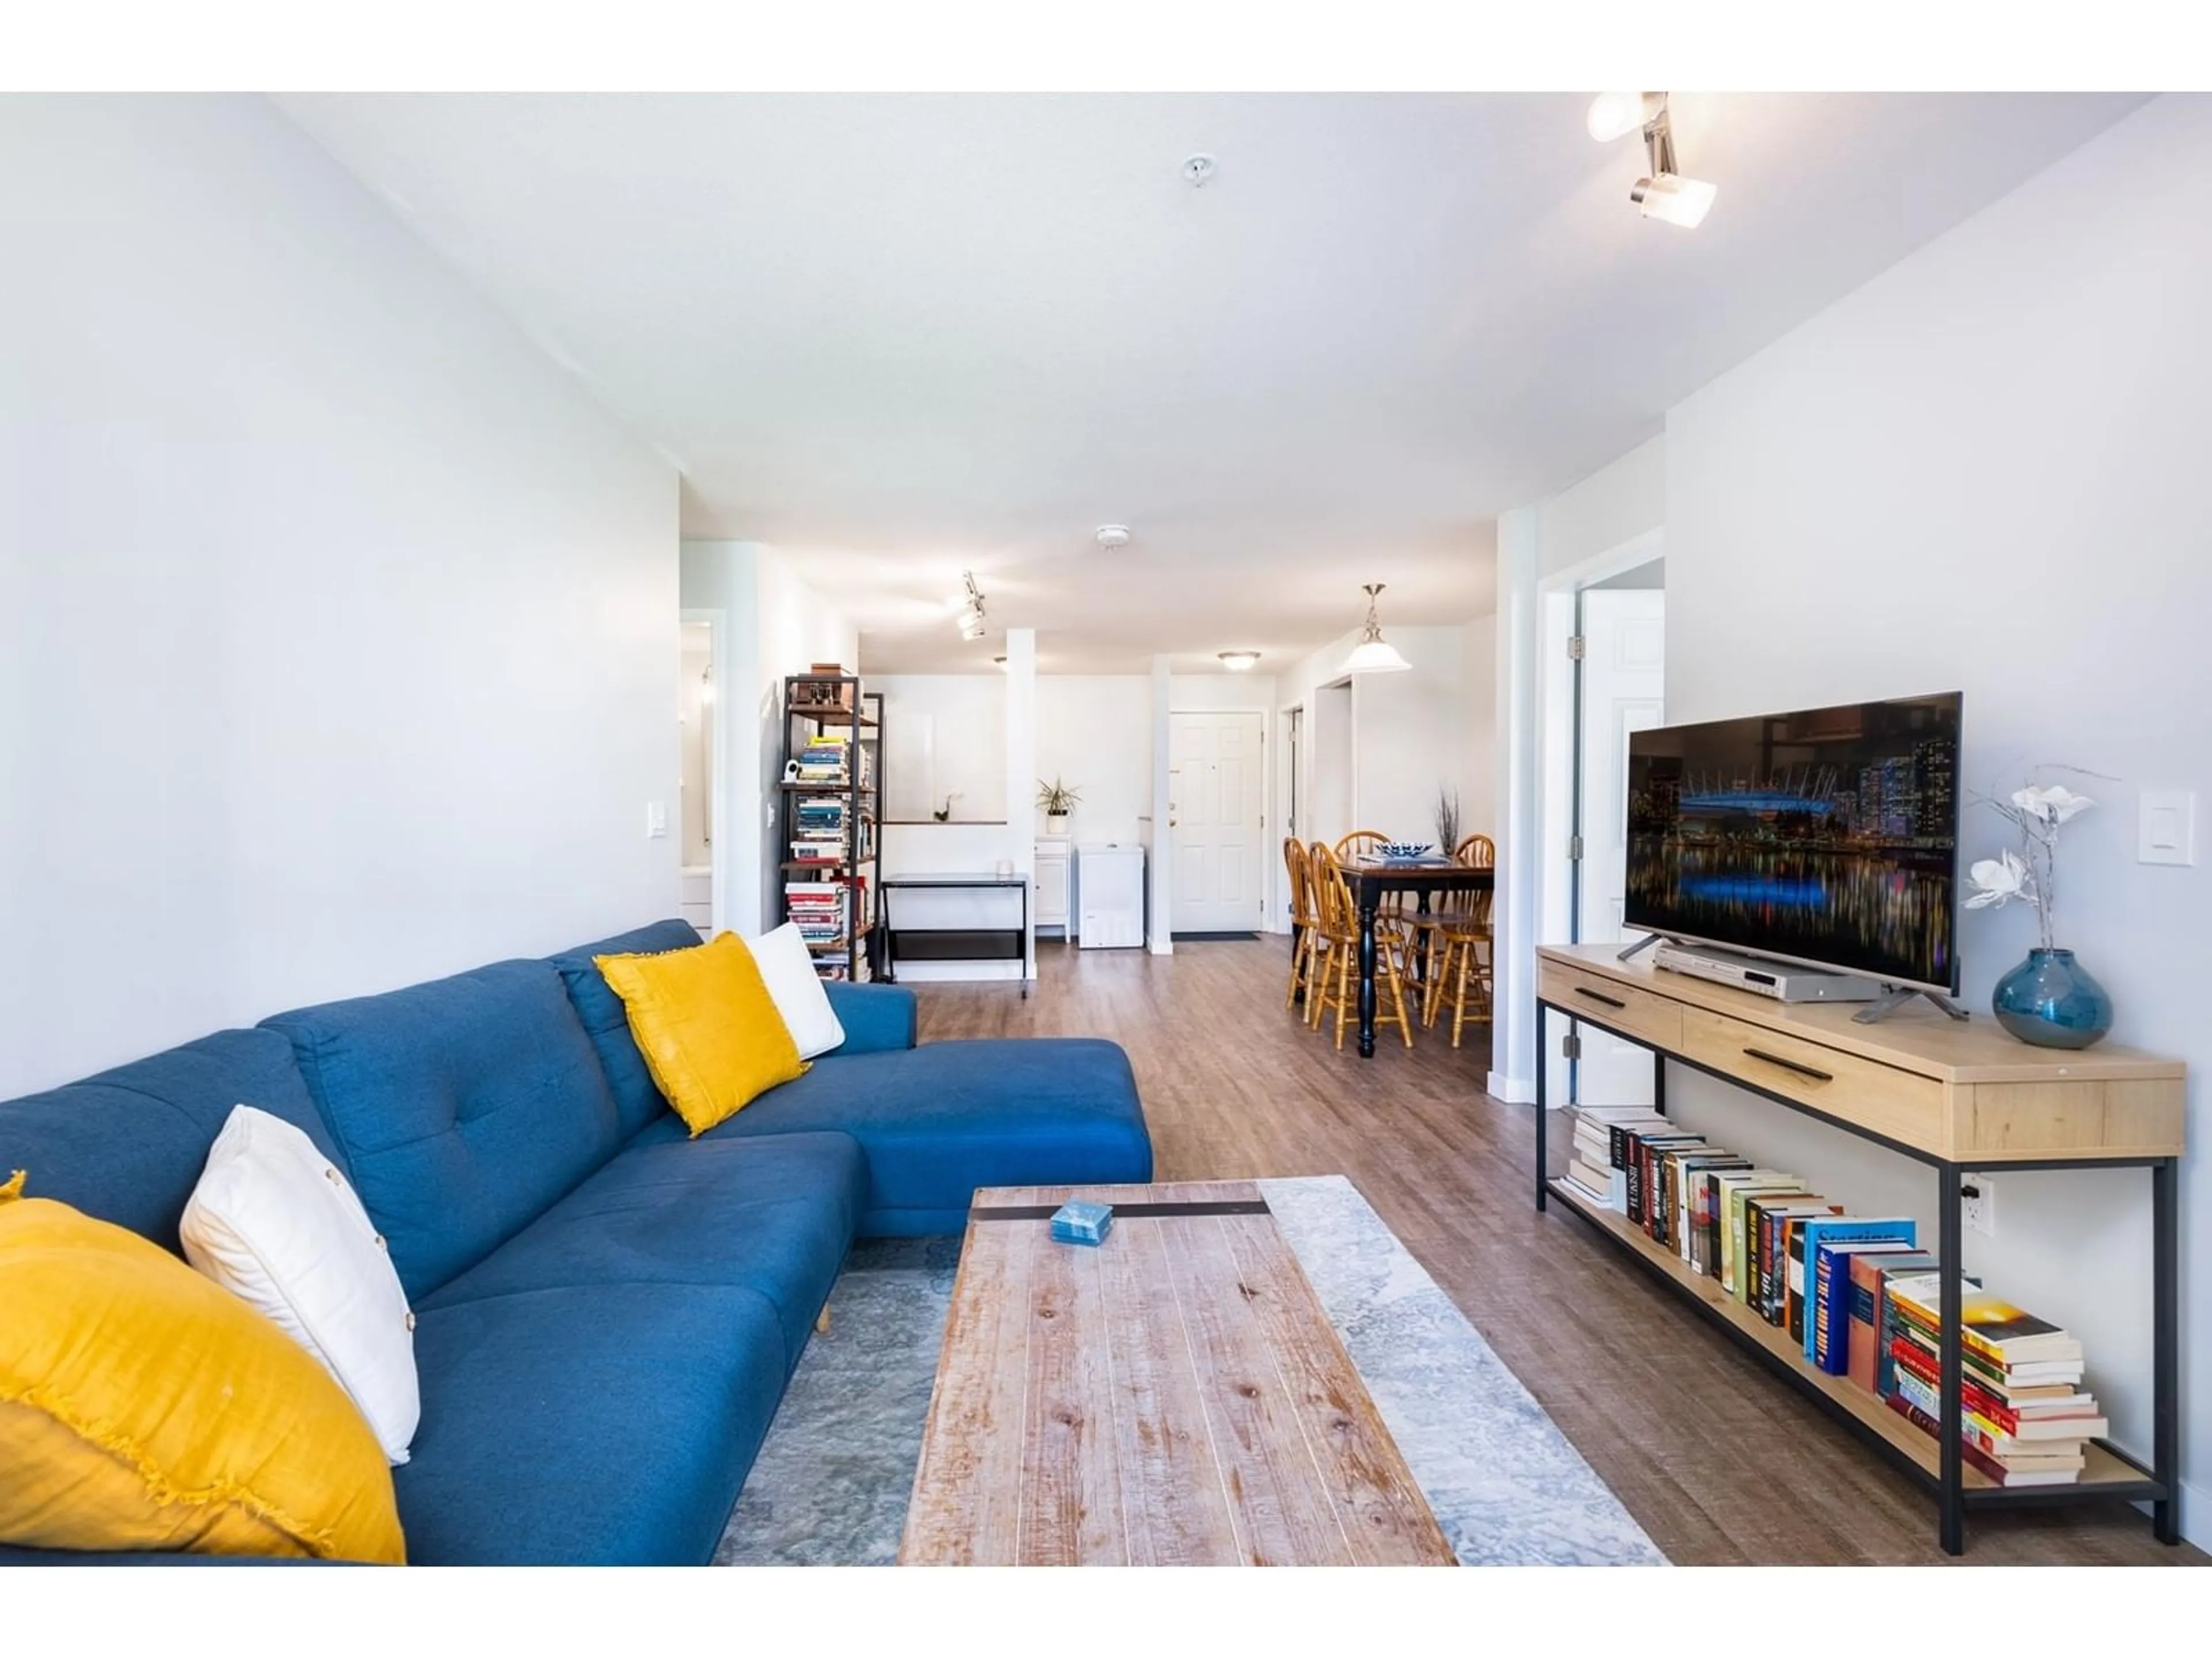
1278,627,1479,859
867,674,1007,823
1658,93,2211,1531
1492,437,1669,1100
0,95,678,1099
1461,614,1498,834
1037,676,1150,844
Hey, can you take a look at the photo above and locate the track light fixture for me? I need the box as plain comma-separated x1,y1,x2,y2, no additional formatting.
953,571,987,641
1587,91,1717,229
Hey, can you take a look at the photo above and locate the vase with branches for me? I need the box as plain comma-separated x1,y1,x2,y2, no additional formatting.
1434,786,1462,857
1964,767,2115,1048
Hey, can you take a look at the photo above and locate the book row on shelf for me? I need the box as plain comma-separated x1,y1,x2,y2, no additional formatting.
790,729,874,789
1564,1104,2105,1487
790,797,873,867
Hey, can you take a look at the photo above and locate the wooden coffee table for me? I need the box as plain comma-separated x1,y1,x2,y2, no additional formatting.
898,1180,1455,1566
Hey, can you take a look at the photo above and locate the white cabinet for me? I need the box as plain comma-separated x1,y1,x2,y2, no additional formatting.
1034,837,1071,934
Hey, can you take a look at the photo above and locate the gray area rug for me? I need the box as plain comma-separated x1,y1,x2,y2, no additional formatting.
716,1175,1664,1566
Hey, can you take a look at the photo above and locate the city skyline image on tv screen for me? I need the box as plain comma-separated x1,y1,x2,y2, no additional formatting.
1623,693,1961,990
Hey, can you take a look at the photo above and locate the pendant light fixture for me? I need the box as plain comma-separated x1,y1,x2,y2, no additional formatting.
1344,584,1411,673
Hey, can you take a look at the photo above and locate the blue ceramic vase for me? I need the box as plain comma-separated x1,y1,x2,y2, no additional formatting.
1991,948,2113,1049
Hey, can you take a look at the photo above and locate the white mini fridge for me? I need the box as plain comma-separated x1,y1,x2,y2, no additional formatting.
1075,844,1146,949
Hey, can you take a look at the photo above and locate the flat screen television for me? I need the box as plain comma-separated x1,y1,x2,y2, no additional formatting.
1623,692,1963,993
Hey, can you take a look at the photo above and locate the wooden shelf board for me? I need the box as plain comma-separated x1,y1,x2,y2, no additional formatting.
1538,943,2182,1086
1546,1179,2144,1495
781,781,868,792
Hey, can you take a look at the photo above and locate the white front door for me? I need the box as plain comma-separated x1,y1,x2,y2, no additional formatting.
1574,587,1666,1105
1169,711,1264,933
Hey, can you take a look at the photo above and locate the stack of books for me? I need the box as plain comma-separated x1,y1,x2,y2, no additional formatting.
794,732,850,785
1878,1277,2103,1486
791,798,848,866
784,879,847,948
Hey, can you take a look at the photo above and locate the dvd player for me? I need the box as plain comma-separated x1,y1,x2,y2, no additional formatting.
1652,941,1884,1003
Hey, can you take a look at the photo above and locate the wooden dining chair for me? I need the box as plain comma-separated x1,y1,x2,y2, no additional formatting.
1421,833,1497,1047
1332,828,1411,919
1333,829,1389,861
1305,842,1415,1051
1282,836,1319,1011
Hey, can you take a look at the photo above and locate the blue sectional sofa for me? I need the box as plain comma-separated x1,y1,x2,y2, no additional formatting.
0,919,1152,1566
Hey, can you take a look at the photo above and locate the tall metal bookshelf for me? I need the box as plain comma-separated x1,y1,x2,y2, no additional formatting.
778,675,882,981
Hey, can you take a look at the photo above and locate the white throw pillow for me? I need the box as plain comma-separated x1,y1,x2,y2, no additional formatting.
180,1105,420,1465
746,923,847,1059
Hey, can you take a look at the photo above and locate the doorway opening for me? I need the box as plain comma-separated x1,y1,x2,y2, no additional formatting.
1539,549,1665,1107
678,611,726,937
1310,678,1354,850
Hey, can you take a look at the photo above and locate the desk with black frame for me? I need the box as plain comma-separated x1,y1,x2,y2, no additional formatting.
879,873,1031,999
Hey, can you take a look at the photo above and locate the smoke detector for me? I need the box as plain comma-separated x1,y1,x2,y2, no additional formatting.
1181,154,1217,188
1094,525,1132,550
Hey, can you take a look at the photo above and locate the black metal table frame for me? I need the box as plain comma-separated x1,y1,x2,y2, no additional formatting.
1533,991,2180,1557
1325,863,1495,1058
880,874,1031,999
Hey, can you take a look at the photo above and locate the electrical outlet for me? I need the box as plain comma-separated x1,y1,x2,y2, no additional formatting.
1961,1173,1996,1237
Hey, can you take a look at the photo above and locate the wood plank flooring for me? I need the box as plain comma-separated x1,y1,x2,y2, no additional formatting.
912,938,2206,1567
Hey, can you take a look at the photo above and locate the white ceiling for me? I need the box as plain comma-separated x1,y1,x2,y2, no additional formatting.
276,92,2145,673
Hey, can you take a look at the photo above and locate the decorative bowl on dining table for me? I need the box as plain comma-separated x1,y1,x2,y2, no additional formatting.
1376,841,1439,862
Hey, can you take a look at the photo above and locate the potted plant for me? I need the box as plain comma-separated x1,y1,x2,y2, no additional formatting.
1964,772,2113,1048
1036,777,1081,836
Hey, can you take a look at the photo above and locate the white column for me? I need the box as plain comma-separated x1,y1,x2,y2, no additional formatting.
1490,507,1540,1103
1147,653,1173,953
1003,627,1038,974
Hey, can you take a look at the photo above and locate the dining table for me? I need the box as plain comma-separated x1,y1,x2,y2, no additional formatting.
1338,856,1497,1059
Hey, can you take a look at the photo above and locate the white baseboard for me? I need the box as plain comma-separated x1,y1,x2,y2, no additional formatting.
1488,1070,1537,1104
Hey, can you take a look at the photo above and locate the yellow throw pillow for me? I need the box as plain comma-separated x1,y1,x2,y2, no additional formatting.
0,1177,406,1564
596,932,808,1135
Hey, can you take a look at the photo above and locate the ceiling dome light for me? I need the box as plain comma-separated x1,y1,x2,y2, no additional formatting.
1095,525,1131,550
1586,91,1661,143
1217,650,1261,672
1631,172,1718,229
1344,584,1411,675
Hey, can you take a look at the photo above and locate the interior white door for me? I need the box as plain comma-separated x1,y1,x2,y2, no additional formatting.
1169,711,1264,933
1574,587,1666,1105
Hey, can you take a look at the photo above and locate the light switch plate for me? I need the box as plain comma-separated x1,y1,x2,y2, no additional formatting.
645,801,669,839
2138,789,2195,866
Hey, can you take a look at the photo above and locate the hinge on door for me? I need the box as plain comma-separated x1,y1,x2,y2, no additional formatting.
1562,1031,1583,1060
1568,834,1584,861
1566,634,1587,660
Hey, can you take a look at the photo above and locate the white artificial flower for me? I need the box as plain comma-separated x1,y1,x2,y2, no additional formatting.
1964,849,2032,908
2011,783,2094,825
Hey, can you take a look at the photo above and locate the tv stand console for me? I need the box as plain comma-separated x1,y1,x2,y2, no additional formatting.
1533,941,2186,1556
